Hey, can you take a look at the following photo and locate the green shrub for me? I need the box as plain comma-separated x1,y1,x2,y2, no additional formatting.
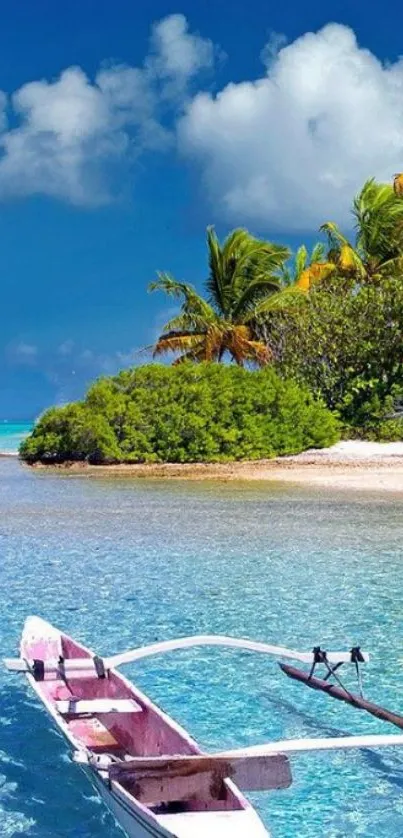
20,404,122,464
20,364,340,464
267,277,403,439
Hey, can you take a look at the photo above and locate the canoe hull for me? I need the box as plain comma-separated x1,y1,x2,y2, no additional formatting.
18,616,269,838
89,772,172,838
91,772,270,838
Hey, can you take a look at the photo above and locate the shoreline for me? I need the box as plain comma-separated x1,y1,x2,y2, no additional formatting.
25,449,403,492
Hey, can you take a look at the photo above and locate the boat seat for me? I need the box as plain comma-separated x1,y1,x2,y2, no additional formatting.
56,698,143,715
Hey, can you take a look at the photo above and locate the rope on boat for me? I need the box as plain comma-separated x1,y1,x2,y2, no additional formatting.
306,645,365,699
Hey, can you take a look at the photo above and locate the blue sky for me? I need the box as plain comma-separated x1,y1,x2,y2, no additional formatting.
1,0,402,418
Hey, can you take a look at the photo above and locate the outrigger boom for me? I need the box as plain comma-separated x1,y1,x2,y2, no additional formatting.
3,633,370,676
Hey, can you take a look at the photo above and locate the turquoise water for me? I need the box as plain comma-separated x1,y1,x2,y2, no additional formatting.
2,458,403,836
0,423,32,454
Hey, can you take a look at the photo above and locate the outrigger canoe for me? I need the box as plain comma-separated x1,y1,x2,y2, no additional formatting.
6,617,403,837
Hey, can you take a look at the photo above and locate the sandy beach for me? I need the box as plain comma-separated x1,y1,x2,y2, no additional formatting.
28,441,403,492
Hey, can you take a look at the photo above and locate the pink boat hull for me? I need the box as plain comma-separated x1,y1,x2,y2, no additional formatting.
20,617,269,838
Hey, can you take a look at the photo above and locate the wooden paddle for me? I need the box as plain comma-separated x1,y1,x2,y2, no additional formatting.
109,752,292,800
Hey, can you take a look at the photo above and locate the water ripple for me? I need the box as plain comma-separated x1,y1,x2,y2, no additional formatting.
1,459,403,836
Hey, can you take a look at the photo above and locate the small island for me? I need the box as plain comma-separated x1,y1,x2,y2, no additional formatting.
20,177,403,491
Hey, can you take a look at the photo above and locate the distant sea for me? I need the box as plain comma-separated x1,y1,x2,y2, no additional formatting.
0,422,33,454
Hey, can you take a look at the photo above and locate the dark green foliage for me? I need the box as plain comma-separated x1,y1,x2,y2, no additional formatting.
268,277,403,437
20,364,339,464
20,403,122,464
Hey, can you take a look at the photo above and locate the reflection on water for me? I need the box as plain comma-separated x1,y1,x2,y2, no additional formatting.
1,458,403,836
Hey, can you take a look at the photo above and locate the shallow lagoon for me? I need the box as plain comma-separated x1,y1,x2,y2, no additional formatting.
2,457,403,836
0,423,31,455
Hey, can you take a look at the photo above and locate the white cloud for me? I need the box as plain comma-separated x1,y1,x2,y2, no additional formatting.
147,14,215,93
0,67,130,205
7,341,38,365
1,20,401,228
179,23,403,230
0,14,214,205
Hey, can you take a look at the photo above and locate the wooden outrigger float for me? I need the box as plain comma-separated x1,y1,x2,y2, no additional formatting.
280,662,403,730
5,618,403,837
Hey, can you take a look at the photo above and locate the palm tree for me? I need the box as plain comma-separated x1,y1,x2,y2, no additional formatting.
149,227,289,366
320,179,403,281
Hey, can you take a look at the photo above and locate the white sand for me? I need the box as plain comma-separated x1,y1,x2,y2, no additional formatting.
297,440,403,460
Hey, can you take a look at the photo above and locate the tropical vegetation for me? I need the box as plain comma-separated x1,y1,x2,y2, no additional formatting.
20,364,339,464
268,275,403,438
320,178,403,281
150,227,290,366
149,176,403,440
20,175,403,464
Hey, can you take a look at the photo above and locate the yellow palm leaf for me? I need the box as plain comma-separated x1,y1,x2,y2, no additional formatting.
245,339,271,365
153,333,203,357
393,173,403,197
338,245,366,277
296,262,335,291
226,325,270,366
204,325,223,361
338,245,356,271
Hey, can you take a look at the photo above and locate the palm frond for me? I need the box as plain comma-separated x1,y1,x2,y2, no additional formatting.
204,324,224,361
229,242,289,317
204,228,289,320
150,230,288,367
320,221,350,251
150,273,215,320
353,179,403,264
216,228,255,312
338,245,365,277
172,341,209,365
152,331,205,358
250,286,307,320
226,325,270,366
205,226,227,313
233,240,289,283
295,245,308,278
310,242,325,263
161,312,214,334
221,228,254,262
149,273,194,299
296,261,336,291
231,275,282,320
244,339,272,365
